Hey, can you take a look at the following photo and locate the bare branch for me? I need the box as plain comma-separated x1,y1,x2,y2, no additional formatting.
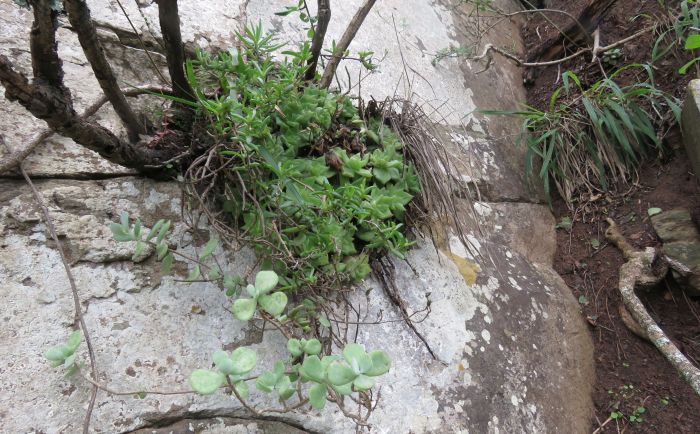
319,0,376,88
305,0,331,81
0,56,175,172
0,86,171,175
154,0,194,102
472,26,654,72
28,1,65,90
64,0,146,142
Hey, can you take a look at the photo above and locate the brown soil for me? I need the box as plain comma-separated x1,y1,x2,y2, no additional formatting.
521,0,700,432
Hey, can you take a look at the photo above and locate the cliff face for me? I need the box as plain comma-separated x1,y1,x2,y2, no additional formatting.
0,1,593,432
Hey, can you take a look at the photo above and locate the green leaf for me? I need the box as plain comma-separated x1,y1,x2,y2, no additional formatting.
555,217,573,231
332,382,353,396
245,284,258,298
318,314,331,328
232,298,257,321
343,343,372,374
63,353,77,368
133,241,144,260
258,292,288,316
190,369,225,395
352,374,375,391
156,242,168,260
234,380,249,400
365,350,391,376
230,347,257,374
145,220,164,241
287,338,303,357
326,360,356,386
212,351,236,375
65,330,83,352
156,220,171,244
309,383,327,410
303,339,322,355
277,375,295,400
201,237,219,259
255,270,279,294
187,265,201,282
109,223,133,242
256,371,278,393
648,207,662,217
161,252,173,274
685,34,700,50
299,355,325,383
45,345,71,362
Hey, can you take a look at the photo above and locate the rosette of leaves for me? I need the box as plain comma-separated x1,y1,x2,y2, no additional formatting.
255,360,295,400
296,343,391,410
45,330,82,374
232,270,288,321
190,347,257,396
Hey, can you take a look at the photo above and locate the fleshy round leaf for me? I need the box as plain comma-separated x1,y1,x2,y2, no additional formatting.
318,314,331,328
232,298,257,321
234,380,249,400
276,375,294,401
309,383,327,410
299,355,325,383
258,292,287,317
45,345,71,362
63,353,77,368
287,338,304,357
256,371,278,393
321,355,340,370
332,382,353,396
352,374,375,391
303,339,322,355
190,369,225,395
65,330,83,352
212,351,236,375
326,360,356,386
254,270,279,295
230,347,257,375
343,343,372,374
245,284,257,298
365,350,391,377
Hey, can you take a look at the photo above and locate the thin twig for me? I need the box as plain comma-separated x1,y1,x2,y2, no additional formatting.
1,135,99,434
472,26,654,72
319,0,376,88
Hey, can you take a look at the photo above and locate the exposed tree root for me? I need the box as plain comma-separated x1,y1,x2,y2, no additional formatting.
605,218,700,396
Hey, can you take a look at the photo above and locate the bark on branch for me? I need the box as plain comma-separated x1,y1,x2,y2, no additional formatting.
305,0,331,81
28,1,65,91
0,56,174,172
319,0,376,88
154,0,194,102
605,219,700,396
64,0,146,142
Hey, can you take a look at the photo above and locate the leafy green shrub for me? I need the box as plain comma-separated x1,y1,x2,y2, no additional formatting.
179,24,420,290
484,66,680,204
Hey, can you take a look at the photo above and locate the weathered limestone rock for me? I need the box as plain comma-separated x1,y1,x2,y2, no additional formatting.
682,79,700,178
652,209,700,296
0,0,594,433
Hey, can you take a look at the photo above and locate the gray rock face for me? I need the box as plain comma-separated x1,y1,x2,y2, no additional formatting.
652,209,700,296
0,0,594,433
